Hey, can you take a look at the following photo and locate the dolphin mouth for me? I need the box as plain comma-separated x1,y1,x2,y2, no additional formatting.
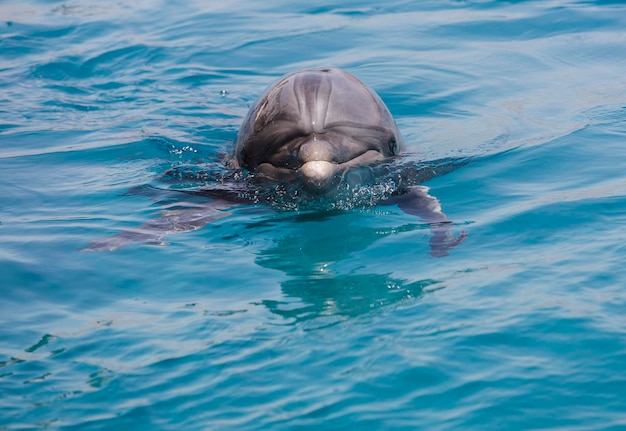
255,149,387,194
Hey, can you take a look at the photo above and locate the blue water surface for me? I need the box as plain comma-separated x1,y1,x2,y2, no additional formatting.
1,0,626,429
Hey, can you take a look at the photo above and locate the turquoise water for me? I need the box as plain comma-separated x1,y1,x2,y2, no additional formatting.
2,0,626,429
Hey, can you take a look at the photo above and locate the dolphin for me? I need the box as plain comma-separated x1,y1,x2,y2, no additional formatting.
82,68,467,256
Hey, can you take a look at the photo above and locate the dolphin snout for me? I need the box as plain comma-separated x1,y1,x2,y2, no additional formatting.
297,139,341,193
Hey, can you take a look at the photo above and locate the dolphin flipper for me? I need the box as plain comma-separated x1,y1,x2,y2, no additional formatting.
80,200,233,252
387,186,467,257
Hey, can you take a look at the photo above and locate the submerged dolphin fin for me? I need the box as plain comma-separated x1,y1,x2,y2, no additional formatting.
79,200,234,252
385,186,467,257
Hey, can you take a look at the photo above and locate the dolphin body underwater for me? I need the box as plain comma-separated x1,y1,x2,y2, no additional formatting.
83,68,468,256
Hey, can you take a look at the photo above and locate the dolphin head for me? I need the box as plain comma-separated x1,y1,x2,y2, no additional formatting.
235,68,403,195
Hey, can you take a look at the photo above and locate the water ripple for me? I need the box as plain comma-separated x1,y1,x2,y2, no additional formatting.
1,0,626,429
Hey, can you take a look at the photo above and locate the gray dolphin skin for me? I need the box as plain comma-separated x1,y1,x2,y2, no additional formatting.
82,68,467,255
234,68,403,194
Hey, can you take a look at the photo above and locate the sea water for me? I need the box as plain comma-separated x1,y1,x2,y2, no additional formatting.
1,0,626,429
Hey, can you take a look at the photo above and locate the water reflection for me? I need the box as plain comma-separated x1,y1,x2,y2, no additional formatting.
249,211,442,324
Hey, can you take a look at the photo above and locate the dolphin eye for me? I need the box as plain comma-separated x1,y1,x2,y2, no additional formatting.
388,138,397,154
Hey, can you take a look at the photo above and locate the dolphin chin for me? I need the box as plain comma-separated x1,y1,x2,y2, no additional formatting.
298,161,339,193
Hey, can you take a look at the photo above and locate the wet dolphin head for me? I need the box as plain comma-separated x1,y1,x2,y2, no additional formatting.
234,68,404,194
